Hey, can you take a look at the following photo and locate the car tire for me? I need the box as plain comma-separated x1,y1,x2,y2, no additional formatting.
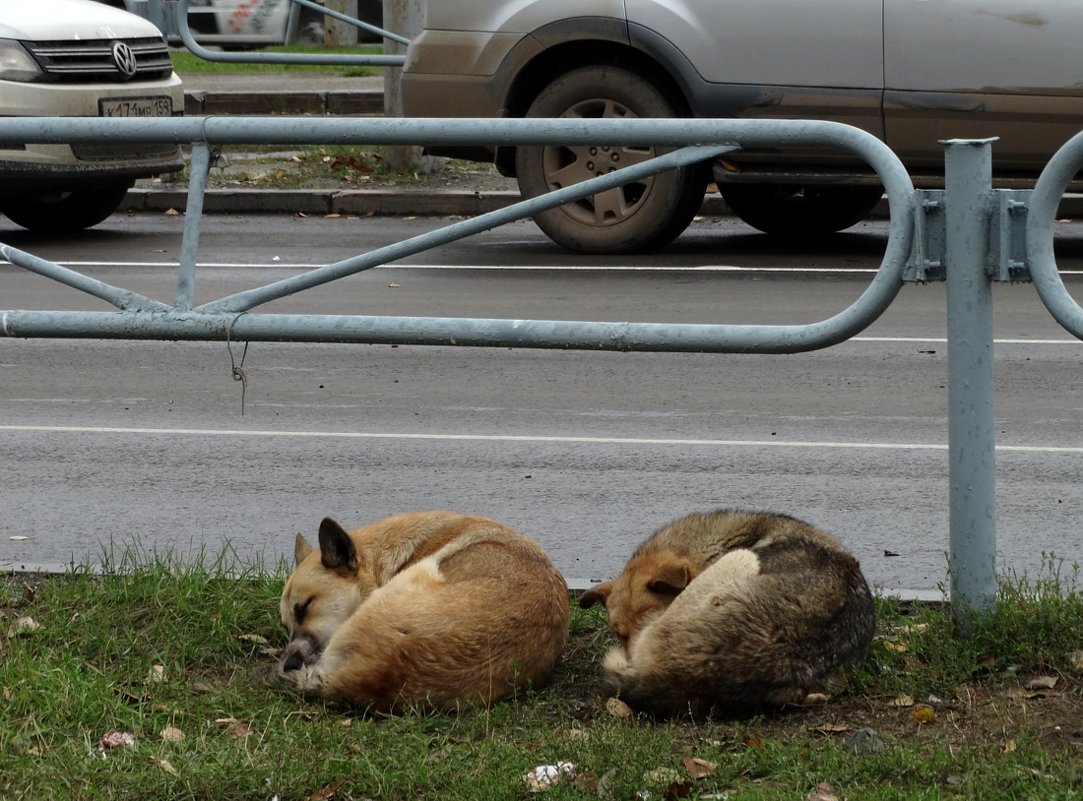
0,181,133,233
515,66,709,254
719,183,883,236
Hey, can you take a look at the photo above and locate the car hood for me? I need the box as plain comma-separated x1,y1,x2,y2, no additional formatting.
0,0,165,40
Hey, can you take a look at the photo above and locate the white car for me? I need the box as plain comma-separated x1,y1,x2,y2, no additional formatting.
0,0,184,232
100,0,384,47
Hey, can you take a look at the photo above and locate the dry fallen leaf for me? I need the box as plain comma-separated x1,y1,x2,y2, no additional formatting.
305,782,340,800
646,767,683,784
806,782,840,801
810,722,852,734
605,697,633,718
8,616,41,637
160,726,185,743
742,733,766,751
1024,676,1059,691
227,721,253,738
239,634,269,646
147,664,167,684
1000,739,1017,754
1026,688,1063,700
889,694,915,708
911,704,937,724
882,640,908,653
802,692,830,706
682,756,717,779
151,757,178,776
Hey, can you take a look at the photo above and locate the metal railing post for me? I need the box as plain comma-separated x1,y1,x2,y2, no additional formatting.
943,139,998,628
175,141,213,311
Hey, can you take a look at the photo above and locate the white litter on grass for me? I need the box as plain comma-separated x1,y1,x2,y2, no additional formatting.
98,730,137,753
523,762,576,792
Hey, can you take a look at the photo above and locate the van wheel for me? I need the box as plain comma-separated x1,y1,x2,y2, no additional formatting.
719,183,883,236
516,66,708,254
1,181,133,232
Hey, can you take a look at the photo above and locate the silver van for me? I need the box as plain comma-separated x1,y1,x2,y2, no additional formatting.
402,1,1083,252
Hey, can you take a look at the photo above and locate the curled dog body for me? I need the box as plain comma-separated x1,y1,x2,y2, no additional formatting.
276,510,569,713
580,509,876,717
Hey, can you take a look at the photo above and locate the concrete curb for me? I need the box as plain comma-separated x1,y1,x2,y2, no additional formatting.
122,187,734,217
183,89,384,117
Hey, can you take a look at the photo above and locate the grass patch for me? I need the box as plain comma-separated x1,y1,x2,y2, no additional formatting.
2,554,1082,800
171,45,384,77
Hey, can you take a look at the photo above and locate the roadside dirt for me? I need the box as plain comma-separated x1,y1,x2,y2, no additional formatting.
157,145,519,193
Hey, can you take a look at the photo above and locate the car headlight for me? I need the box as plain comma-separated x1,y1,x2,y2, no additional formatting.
0,39,43,82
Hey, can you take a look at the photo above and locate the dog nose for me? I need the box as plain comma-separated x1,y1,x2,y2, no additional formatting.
281,650,305,672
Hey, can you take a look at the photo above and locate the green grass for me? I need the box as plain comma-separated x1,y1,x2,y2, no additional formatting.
171,45,384,77
2,553,1082,800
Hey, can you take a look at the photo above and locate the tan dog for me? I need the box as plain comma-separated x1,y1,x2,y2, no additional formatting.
276,510,569,713
580,509,875,716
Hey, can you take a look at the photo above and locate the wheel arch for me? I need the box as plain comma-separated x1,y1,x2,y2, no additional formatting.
495,26,695,176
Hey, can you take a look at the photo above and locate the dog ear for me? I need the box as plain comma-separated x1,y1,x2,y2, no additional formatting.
294,533,314,566
579,581,613,609
646,559,696,596
317,517,358,573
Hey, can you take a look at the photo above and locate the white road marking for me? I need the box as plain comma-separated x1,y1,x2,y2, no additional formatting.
8,259,1083,277
0,424,1078,453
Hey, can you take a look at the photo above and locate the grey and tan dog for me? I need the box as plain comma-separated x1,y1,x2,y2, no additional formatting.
276,510,569,713
580,509,876,716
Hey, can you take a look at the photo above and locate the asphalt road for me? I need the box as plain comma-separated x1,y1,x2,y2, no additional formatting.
3,212,1083,598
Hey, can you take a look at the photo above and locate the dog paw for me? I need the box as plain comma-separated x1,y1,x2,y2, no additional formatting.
271,661,325,699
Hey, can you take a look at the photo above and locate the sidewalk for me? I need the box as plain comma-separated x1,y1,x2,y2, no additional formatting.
125,70,544,217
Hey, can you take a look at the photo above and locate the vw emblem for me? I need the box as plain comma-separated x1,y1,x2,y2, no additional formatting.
111,41,137,78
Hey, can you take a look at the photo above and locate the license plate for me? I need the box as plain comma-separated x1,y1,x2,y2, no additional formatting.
99,96,173,118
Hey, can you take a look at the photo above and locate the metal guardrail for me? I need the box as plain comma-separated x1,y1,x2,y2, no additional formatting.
0,117,916,347
3,114,1081,627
